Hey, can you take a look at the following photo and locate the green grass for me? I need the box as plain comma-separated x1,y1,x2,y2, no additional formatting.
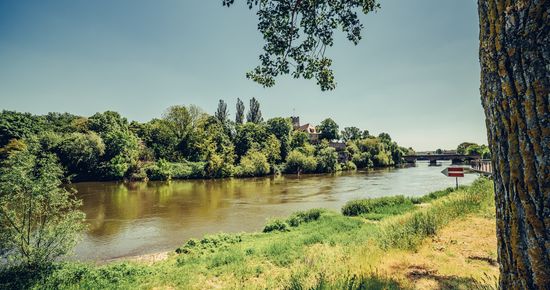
378,178,494,250
342,195,415,219
2,178,495,290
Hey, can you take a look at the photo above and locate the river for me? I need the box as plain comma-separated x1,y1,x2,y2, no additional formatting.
72,161,479,261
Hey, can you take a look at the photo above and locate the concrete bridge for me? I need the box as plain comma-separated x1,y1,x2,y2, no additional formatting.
404,154,481,165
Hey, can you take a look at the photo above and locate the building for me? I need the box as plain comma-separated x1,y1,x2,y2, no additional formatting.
291,116,319,143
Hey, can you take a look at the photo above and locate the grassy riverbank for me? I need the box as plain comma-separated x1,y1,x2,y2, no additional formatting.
2,178,497,289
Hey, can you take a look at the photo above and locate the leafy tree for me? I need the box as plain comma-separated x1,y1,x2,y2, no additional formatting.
163,106,193,141
456,142,478,155
43,112,80,133
100,130,140,180
435,148,443,154
55,132,105,180
267,117,293,160
377,132,392,143
136,119,181,161
235,98,245,125
0,111,44,147
317,118,339,141
352,152,373,168
361,130,370,139
234,122,269,158
373,151,392,167
246,97,263,124
215,99,229,123
88,111,128,134
238,149,270,177
0,148,85,268
290,131,310,149
222,0,380,90
315,144,339,173
284,150,317,174
341,126,362,141
196,116,235,178
261,134,281,164
0,139,27,160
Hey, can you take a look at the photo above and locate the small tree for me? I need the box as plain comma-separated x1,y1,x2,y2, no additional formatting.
0,148,85,268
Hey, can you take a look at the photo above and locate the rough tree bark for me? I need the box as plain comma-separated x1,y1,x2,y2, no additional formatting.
478,0,549,289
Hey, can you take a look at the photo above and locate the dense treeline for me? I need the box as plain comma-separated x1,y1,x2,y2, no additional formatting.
0,98,411,181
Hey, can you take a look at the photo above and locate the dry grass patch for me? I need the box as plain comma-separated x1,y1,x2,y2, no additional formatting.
377,215,498,289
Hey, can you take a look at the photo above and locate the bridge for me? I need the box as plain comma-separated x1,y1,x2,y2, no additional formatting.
404,154,481,165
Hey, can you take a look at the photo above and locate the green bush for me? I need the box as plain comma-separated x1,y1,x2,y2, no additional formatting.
341,161,357,171
145,159,173,180
287,208,324,227
284,150,317,174
263,218,290,233
237,150,270,177
315,146,339,173
342,195,413,216
145,160,206,180
352,152,373,168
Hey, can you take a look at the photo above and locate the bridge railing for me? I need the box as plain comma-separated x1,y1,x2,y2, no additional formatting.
471,159,493,175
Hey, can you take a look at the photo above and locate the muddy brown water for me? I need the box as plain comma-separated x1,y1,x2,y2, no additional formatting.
72,161,478,261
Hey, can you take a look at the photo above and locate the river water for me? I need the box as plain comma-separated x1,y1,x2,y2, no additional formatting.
72,161,478,261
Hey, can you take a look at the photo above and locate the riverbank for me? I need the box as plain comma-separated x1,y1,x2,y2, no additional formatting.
2,178,496,289
73,164,479,261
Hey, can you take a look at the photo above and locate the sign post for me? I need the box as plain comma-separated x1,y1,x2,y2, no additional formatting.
441,167,464,189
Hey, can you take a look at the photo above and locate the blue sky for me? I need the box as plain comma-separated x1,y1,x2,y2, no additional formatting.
0,0,485,151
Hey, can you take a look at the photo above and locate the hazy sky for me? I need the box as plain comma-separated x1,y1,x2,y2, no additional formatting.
0,0,486,151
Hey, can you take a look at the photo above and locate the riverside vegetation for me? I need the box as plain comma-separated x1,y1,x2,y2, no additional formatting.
0,178,497,289
0,98,412,182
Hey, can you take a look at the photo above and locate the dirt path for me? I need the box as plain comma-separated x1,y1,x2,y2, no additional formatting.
378,215,498,289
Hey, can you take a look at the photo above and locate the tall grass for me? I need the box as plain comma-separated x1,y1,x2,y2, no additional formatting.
341,195,415,220
378,178,494,250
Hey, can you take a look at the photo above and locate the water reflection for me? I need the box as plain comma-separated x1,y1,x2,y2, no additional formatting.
73,161,478,260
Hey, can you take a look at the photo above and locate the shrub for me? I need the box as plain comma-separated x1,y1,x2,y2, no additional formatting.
352,152,373,168
0,149,85,269
315,146,339,173
145,160,206,180
284,150,317,174
145,159,173,180
341,161,357,171
342,195,413,216
287,208,324,227
237,150,270,177
263,218,290,233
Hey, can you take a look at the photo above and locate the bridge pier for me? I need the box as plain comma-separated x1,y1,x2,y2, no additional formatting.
429,159,438,165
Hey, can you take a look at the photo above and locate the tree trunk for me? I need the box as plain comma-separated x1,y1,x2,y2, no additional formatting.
478,0,549,289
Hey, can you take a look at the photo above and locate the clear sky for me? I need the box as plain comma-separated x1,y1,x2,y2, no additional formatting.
0,0,486,151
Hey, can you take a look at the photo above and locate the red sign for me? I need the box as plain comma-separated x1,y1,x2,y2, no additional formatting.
442,167,464,178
